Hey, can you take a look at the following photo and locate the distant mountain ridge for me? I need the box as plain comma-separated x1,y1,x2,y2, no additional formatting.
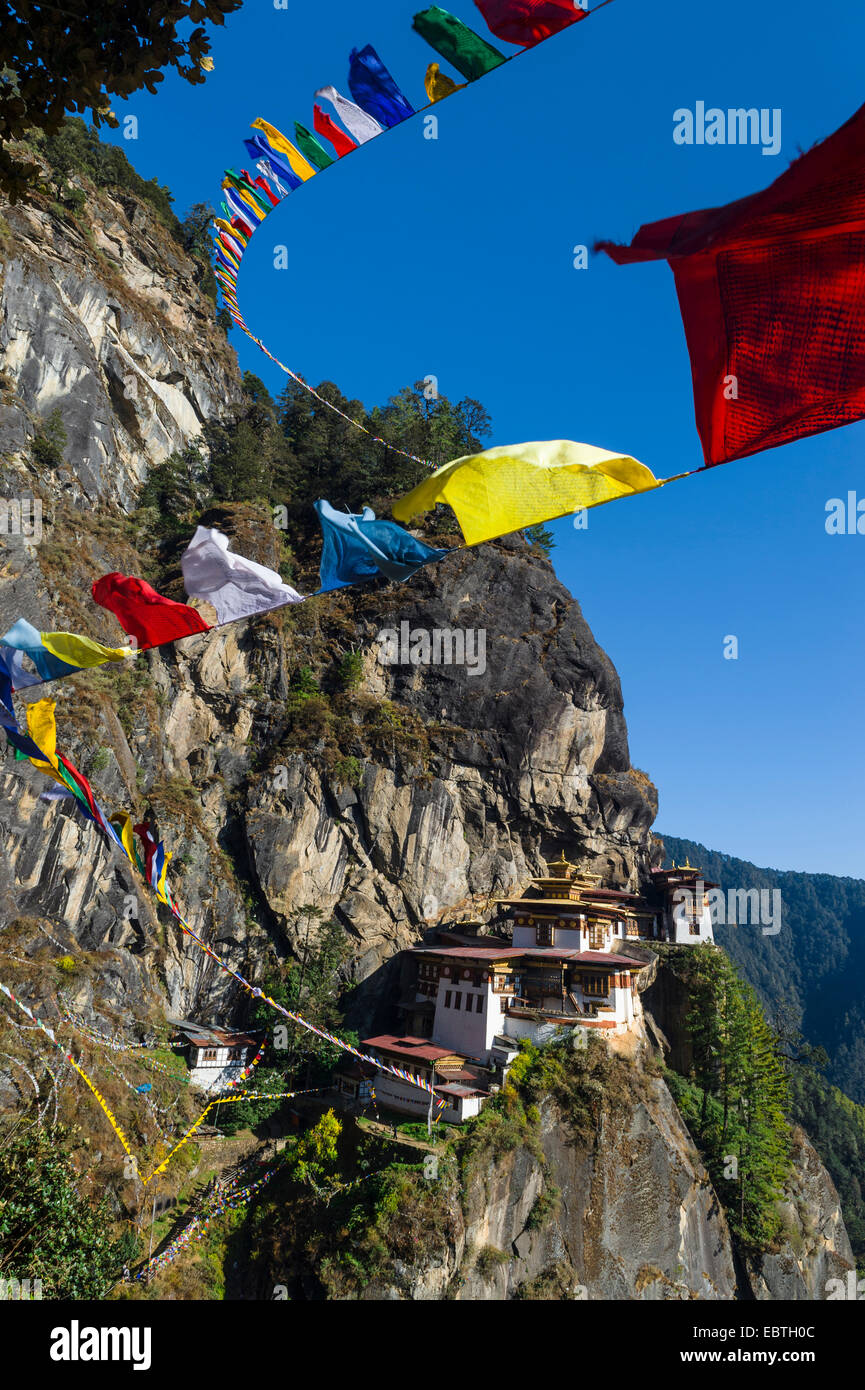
660,835,865,1105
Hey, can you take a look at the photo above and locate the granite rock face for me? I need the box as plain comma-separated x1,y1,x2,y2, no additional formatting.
360,1077,738,1302
0,194,241,508
744,1127,856,1301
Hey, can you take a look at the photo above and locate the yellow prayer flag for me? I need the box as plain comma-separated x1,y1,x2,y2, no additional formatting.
251,118,317,182
23,698,68,787
424,63,466,103
109,811,136,864
41,631,133,669
391,439,663,545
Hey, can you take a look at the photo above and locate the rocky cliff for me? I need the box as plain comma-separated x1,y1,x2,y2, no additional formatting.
0,175,855,1301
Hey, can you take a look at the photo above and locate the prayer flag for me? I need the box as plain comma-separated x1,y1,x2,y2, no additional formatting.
348,44,415,129
412,6,505,82
392,439,661,544
181,527,304,624
596,101,865,466
313,104,358,157
92,573,211,649
315,500,449,591
294,121,335,170
314,86,383,145
473,0,587,46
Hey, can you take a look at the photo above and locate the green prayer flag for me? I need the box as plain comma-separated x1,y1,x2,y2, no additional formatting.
412,5,506,82
294,121,334,170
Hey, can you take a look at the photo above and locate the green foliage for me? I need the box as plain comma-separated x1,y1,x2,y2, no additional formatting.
283,1110,341,1189
54,955,78,974
336,649,364,691
315,1158,458,1295
475,1245,509,1278
225,910,356,1117
786,1049,865,1264
523,523,556,556
134,439,209,539
216,1065,287,1137
30,407,67,469
206,373,277,504
0,1121,129,1297
32,119,179,229
332,756,362,789
1,6,241,200
525,1182,560,1230
89,746,111,774
668,944,792,1249
285,665,321,714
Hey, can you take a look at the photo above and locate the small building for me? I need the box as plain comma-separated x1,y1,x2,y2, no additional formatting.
333,1058,377,1107
169,1019,261,1094
650,864,717,944
360,1035,487,1123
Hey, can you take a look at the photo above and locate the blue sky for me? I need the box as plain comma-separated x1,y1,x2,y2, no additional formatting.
102,0,865,877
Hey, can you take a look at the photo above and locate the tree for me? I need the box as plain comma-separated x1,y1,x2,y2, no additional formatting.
0,1119,129,1297
675,945,792,1248
0,1,243,199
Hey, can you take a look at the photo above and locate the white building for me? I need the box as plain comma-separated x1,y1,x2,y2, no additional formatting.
649,865,716,944
170,1020,260,1094
358,1035,486,1123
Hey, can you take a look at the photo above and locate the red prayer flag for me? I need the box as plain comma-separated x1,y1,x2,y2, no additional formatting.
313,104,358,157
92,573,211,650
597,102,865,467
242,168,280,207
473,0,587,46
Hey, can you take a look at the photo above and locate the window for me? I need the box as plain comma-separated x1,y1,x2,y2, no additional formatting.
444,990,452,1008
535,920,553,946
475,994,484,1014
583,975,609,998
471,970,482,987
202,1048,218,1062
454,993,462,1010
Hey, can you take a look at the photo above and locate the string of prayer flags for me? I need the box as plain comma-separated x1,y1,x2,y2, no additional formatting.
0,979,136,1158
92,573,211,649
392,438,662,544
314,84,383,145
474,0,588,46
313,103,358,156
412,6,506,82
596,100,865,467
180,526,303,624
348,44,415,128
134,822,172,901
315,499,450,591
2,697,450,1118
